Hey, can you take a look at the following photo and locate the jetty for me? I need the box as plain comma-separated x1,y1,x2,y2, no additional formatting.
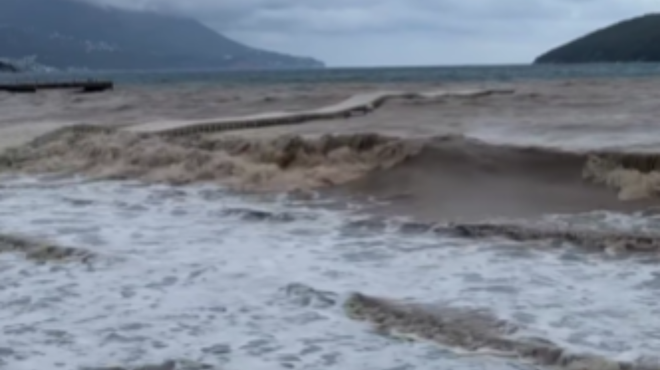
127,88,515,136
0,80,113,93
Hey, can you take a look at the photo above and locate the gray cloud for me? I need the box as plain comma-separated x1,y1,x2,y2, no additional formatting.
82,0,658,66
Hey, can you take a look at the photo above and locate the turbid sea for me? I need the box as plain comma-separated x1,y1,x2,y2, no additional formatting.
3,63,660,85
2,64,660,370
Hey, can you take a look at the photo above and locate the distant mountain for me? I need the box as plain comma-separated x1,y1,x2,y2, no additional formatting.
0,60,19,73
0,0,325,71
535,14,660,64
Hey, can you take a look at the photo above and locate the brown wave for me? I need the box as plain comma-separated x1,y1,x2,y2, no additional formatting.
583,153,660,200
0,232,95,263
440,222,660,254
220,207,315,223
1,126,660,220
0,125,418,191
330,135,660,221
337,217,660,255
345,292,660,369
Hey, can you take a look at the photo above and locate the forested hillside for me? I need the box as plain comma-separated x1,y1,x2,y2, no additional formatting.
535,14,660,64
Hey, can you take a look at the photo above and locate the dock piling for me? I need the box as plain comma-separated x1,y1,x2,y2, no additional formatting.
0,80,114,93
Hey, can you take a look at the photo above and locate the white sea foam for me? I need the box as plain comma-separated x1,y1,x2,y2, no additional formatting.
0,176,659,369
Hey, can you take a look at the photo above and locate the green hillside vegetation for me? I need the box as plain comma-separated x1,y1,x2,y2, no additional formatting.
535,14,660,64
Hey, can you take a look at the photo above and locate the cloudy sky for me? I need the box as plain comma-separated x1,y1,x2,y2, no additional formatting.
88,0,657,67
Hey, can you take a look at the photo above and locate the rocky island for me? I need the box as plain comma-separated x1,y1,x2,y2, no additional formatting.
535,14,660,64
0,0,324,71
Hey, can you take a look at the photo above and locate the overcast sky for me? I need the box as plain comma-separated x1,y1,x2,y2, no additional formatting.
87,0,657,67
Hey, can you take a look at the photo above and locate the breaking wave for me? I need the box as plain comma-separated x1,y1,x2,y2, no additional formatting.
344,292,660,370
2,125,660,220
0,126,416,192
0,232,95,263
338,217,660,255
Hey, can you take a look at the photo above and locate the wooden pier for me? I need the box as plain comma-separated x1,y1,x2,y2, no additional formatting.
0,80,113,93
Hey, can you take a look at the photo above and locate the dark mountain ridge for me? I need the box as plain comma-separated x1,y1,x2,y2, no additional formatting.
535,14,660,64
0,60,19,73
0,0,324,71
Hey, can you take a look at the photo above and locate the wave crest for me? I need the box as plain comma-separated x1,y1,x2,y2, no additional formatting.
0,126,418,191
584,153,660,200
344,292,660,369
0,232,95,263
3,127,660,219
